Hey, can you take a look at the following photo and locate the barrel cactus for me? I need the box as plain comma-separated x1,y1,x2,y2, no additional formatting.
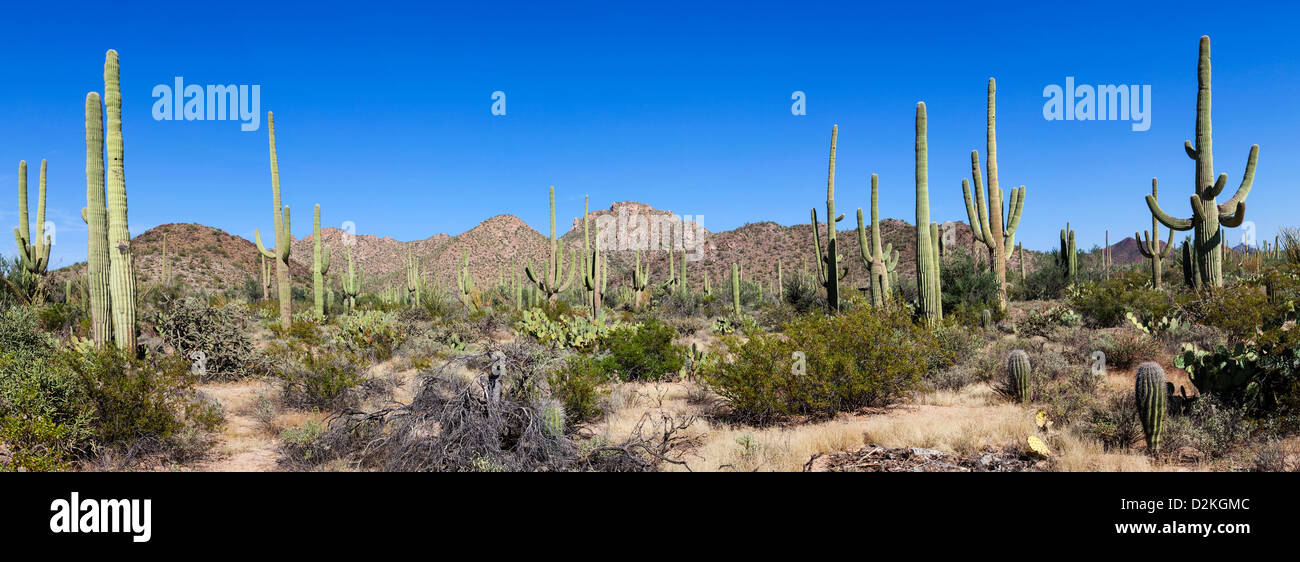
1134,362,1167,452
1007,350,1030,403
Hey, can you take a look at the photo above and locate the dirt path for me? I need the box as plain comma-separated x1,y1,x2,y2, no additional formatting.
192,380,283,472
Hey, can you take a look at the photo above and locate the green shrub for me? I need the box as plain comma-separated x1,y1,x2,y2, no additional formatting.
549,354,610,424
62,347,220,444
155,297,265,380
333,310,404,362
1161,395,1252,459
940,251,1001,326
1094,329,1163,370
1069,271,1177,327
279,348,365,409
1180,283,1271,341
597,319,686,381
1082,393,1142,452
701,305,936,423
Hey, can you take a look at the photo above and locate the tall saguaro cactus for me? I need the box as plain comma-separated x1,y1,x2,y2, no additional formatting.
915,103,942,324
526,186,575,303
1145,36,1259,289
631,249,650,310
104,50,137,350
311,205,331,317
340,244,360,313
15,160,52,275
405,248,421,307
83,93,111,346
579,196,603,316
254,112,293,328
961,79,1026,312
858,174,898,307
1057,222,1077,279
1137,179,1175,290
457,250,477,312
731,262,741,317
811,125,848,313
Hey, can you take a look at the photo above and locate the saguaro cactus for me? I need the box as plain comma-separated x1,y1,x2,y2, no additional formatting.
457,250,477,312
1057,223,1077,279
631,249,650,310
526,186,576,303
811,125,848,313
731,262,741,317
1134,362,1167,452
14,160,52,275
161,232,171,286
579,196,603,316
104,50,137,350
915,103,942,324
858,174,898,307
405,248,421,307
311,205,331,318
1017,242,1026,280
254,112,293,328
961,79,1026,312
340,244,360,313
259,253,272,300
1103,231,1111,279
1137,178,1175,289
83,93,111,346
1145,36,1258,289
1007,350,1030,403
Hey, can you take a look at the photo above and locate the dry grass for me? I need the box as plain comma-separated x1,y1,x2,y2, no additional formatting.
585,380,1171,472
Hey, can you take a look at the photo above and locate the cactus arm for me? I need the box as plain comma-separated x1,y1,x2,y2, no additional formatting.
1159,228,1175,258
968,151,993,246
1003,185,1025,243
1218,202,1246,228
1184,140,1197,160
810,208,825,283
1137,230,1154,259
1146,194,1194,231
1217,144,1259,217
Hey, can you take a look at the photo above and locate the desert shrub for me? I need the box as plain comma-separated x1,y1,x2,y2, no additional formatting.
38,302,85,336
0,307,92,470
332,310,404,362
928,322,976,373
155,297,265,380
701,305,937,423
62,347,220,444
782,273,821,313
941,252,1001,326
549,354,611,424
1026,353,1101,423
1069,271,1177,327
1082,393,1142,452
1093,329,1163,369
1018,306,1083,339
278,419,327,466
1161,395,1252,459
0,415,77,471
278,348,366,409
1180,283,1271,340
1013,252,1072,301
598,318,687,381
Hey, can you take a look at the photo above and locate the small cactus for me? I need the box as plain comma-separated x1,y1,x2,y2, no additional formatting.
1007,350,1031,402
981,309,993,330
1134,362,1167,452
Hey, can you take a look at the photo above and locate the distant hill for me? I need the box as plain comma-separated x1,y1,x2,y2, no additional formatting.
51,202,1043,297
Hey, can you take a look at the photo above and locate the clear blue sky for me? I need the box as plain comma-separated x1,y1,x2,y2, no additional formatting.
4,1,1299,269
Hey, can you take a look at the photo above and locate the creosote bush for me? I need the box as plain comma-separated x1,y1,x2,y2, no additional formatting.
701,305,937,423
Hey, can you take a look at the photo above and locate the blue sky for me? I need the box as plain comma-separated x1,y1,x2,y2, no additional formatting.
3,1,1299,269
